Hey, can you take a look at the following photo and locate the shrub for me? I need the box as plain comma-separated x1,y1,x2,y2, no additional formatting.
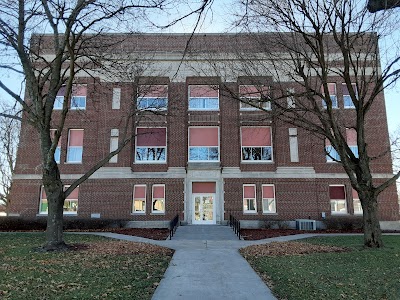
323,216,363,231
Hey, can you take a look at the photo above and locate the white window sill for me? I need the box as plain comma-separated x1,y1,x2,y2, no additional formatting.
240,108,271,111
344,107,355,109
262,212,278,215
65,162,83,164
353,212,363,215
36,213,78,217
241,161,274,164
188,109,219,111
134,161,167,164
131,212,146,215
243,211,258,215
330,212,349,215
70,108,86,110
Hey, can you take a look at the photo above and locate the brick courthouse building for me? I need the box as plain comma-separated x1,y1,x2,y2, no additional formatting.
8,34,399,228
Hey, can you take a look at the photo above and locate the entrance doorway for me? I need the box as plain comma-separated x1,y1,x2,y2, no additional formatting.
192,194,216,224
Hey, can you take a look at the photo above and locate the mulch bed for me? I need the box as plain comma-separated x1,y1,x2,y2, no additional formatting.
240,228,365,240
110,228,170,240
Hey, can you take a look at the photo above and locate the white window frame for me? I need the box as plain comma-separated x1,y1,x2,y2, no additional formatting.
329,185,348,214
352,190,363,215
322,83,338,109
135,127,167,164
109,129,119,163
262,184,276,214
112,88,121,110
188,85,219,111
53,96,64,110
239,85,271,111
287,88,295,108
241,126,273,163
343,83,357,109
66,129,84,163
152,184,165,214
188,126,220,162
243,184,257,214
289,128,299,162
39,185,78,215
70,96,86,110
326,145,340,162
132,184,146,214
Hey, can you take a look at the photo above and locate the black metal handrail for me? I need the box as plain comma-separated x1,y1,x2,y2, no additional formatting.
229,214,241,239
169,214,179,240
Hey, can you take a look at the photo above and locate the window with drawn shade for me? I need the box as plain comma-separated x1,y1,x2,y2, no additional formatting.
70,85,87,110
135,128,166,163
188,127,219,161
241,127,272,161
322,83,338,108
152,185,165,214
352,188,362,214
137,85,168,111
262,184,276,213
66,129,84,163
50,129,61,163
329,185,347,214
243,184,257,213
239,85,271,110
39,185,79,215
188,85,219,110
343,83,357,108
132,185,146,213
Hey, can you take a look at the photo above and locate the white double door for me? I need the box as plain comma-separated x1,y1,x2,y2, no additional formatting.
192,194,216,224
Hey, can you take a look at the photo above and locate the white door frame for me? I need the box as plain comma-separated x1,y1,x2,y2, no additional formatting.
192,193,216,225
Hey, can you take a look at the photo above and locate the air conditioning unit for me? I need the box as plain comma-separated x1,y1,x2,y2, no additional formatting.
295,219,316,231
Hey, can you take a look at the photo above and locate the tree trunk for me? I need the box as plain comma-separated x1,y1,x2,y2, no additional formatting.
43,163,67,251
362,193,383,248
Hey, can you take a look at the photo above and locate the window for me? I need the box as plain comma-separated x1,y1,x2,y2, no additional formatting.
343,83,357,108
188,85,219,110
54,86,65,110
137,85,168,110
50,129,61,163
239,85,271,110
325,139,340,162
152,185,165,213
112,88,121,109
352,188,362,214
322,83,338,108
67,129,84,163
135,128,167,163
39,185,78,215
133,185,146,213
71,85,87,110
329,185,347,214
109,129,119,163
243,184,257,213
188,127,219,161
346,128,358,158
262,184,276,213
289,128,299,162
287,88,295,108
241,127,272,162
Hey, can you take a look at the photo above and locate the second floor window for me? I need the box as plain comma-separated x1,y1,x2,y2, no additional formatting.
53,85,87,110
343,83,357,108
241,127,272,162
189,127,219,161
67,129,84,163
188,85,219,110
135,128,167,163
50,129,61,163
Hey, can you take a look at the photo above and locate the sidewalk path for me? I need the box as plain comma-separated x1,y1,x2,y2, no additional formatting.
84,226,322,300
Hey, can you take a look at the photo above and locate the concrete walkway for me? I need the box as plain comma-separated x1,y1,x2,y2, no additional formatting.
87,226,318,300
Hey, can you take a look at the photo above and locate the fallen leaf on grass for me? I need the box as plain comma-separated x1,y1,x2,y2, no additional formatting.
240,241,350,257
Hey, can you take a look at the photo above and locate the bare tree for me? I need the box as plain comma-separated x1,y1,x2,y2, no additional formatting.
0,0,212,250
0,103,19,212
368,0,400,12
225,0,400,247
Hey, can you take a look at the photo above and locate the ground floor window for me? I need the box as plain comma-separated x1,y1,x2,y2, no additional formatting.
352,189,362,214
243,184,257,213
133,185,146,213
329,185,347,214
262,184,276,213
39,185,78,215
152,185,165,213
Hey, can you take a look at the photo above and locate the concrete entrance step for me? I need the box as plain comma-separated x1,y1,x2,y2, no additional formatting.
172,225,239,240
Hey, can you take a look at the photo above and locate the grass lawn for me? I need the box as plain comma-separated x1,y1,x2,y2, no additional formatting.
241,235,400,300
0,233,173,299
